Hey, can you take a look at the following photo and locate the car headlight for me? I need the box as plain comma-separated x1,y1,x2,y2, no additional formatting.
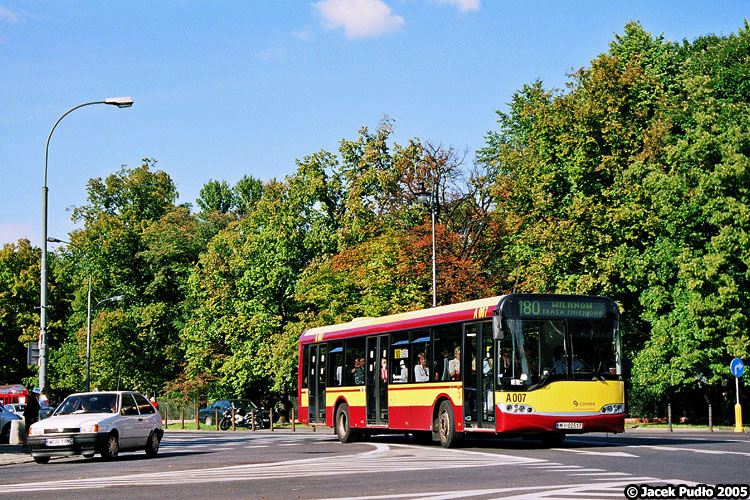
503,403,535,414
81,424,99,433
599,404,624,414
29,425,43,436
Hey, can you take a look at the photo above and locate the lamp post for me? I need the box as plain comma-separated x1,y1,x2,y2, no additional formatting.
415,182,437,307
39,97,133,391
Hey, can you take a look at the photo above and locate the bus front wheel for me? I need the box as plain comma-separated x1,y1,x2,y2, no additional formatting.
436,400,463,448
335,403,358,443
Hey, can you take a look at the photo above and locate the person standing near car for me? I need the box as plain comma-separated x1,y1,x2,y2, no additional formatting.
23,388,40,434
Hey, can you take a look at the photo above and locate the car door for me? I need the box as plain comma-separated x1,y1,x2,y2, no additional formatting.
132,393,158,445
119,393,142,449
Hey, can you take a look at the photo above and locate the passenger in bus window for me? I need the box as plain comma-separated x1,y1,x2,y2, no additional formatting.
415,353,429,382
448,347,461,380
399,360,408,383
352,358,365,385
380,358,388,383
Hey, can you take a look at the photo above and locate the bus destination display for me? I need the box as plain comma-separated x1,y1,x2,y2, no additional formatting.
517,299,607,319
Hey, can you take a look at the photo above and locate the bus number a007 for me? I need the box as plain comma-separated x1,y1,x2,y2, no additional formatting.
505,393,527,403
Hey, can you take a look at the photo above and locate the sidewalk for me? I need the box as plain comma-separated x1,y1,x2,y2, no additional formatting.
0,444,33,466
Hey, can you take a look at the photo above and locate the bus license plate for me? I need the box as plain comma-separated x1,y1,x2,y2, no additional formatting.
556,422,583,430
46,438,73,447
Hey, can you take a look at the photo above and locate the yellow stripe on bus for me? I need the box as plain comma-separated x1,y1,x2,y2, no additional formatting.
388,383,463,406
326,388,366,407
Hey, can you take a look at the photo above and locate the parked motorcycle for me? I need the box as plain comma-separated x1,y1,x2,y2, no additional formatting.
219,407,264,430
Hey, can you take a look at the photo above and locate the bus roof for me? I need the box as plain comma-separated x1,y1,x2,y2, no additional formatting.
300,296,503,344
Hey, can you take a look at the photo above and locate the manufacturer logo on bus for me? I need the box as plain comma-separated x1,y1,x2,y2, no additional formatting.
573,400,595,407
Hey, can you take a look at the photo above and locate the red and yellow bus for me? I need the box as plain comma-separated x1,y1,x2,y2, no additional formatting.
298,294,624,447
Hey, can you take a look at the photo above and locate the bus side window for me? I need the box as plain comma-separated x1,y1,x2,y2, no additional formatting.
328,342,343,387
390,332,409,383
345,337,366,386
411,329,430,383
433,324,461,381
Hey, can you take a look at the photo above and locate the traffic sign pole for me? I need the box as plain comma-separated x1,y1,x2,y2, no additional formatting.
730,358,744,433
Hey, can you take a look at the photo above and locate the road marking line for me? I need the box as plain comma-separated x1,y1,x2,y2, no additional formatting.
315,478,698,500
552,447,638,457
0,443,539,493
639,445,750,456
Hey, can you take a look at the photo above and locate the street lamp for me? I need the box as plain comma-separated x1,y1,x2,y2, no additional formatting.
414,181,437,307
39,97,133,391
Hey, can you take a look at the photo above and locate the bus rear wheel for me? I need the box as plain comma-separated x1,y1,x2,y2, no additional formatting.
436,400,463,448
335,403,358,443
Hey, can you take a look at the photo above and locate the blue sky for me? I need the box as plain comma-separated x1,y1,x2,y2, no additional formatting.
1,1,748,246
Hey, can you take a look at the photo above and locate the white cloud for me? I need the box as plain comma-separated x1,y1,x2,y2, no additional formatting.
314,0,404,40
0,5,32,24
433,0,480,12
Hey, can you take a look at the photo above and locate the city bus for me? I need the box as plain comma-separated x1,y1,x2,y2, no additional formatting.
298,294,624,447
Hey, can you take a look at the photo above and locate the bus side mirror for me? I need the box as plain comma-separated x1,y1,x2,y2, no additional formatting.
492,314,504,340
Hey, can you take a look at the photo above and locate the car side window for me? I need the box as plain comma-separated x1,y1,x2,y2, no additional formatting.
133,393,155,414
121,394,139,416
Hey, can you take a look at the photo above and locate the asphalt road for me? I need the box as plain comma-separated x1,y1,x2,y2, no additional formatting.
0,428,747,499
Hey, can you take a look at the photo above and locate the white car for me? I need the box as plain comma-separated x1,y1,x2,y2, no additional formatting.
27,391,163,464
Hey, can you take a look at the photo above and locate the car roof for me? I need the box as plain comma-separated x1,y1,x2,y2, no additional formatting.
67,391,139,396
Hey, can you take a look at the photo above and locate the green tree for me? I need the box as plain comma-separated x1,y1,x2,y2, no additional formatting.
0,240,43,384
197,179,235,214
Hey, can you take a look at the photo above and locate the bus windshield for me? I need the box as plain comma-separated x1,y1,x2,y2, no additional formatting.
498,318,620,390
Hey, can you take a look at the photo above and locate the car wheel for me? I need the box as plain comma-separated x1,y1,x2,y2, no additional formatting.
33,456,50,464
205,415,213,427
101,433,119,460
1,423,9,444
145,430,160,457
436,400,463,448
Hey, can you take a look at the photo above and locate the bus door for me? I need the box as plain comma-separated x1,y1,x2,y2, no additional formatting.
307,344,327,424
366,336,389,425
463,321,494,428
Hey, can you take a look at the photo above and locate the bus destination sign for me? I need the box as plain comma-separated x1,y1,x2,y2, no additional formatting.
517,299,607,319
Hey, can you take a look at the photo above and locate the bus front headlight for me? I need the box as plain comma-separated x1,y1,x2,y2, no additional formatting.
503,404,535,414
599,404,624,414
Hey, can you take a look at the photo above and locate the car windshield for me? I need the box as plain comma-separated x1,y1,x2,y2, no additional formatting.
55,394,118,415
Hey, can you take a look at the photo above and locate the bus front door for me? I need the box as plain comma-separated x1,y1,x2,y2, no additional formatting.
463,321,494,429
308,344,327,425
366,336,389,425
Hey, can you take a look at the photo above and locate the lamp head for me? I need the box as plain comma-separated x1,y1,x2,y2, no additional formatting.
414,182,431,206
104,97,134,108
